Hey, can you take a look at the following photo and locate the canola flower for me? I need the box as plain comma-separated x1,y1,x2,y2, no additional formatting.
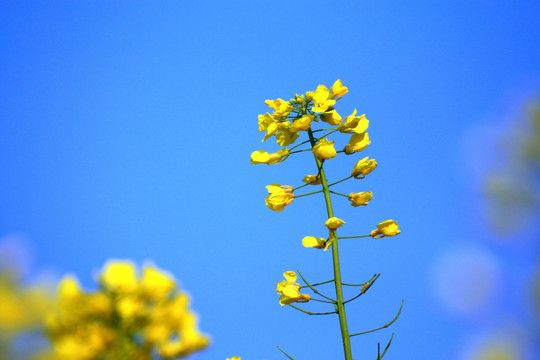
45,260,209,360
250,80,402,360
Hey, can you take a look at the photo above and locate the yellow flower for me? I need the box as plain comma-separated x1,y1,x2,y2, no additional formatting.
304,91,314,102
302,236,326,249
99,261,138,293
276,271,310,306
250,149,290,165
265,98,293,118
265,184,294,212
338,109,369,134
329,79,348,99
348,191,373,207
370,220,401,239
324,217,345,231
320,109,342,125
227,357,241,360
302,174,321,185
311,85,336,113
275,127,300,146
312,138,337,160
258,113,280,142
290,114,315,132
141,265,176,300
351,157,377,178
343,132,371,154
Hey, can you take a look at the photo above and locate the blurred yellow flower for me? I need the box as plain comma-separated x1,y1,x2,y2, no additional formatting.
351,157,377,178
320,109,342,125
329,79,348,99
251,149,290,165
47,261,209,360
302,174,321,185
312,85,336,113
265,184,294,212
325,217,345,231
99,260,138,293
313,138,337,160
302,236,326,249
227,357,241,360
276,271,310,306
343,132,371,154
338,109,369,134
370,220,401,239
348,191,373,207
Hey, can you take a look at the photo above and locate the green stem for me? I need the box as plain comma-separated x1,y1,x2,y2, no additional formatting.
350,300,404,337
288,304,337,316
338,235,371,239
300,279,334,288
327,175,353,187
297,269,336,302
277,346,295,360
307,128,353,360
329,190,349,198
295,189,323,198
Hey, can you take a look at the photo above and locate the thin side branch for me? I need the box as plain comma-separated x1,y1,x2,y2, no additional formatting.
350,300,404,337
277,346,295,360
297,269,336,302
288,304,337,316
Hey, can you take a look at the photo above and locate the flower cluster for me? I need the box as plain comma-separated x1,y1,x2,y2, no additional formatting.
251,80,401,306
45,261,209,360
276,271,310,306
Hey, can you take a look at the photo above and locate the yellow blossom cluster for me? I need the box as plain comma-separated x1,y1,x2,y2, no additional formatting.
45,261,209,360
251,80,401,310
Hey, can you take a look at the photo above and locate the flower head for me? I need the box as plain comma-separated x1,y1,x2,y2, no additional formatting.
265,184,294,212
312,138,337,161
329,79,348,99
351,157,378,178
324,217,345,231
311,85,336,113
258,113,280,142
276,271,310,306
338,109,369,134
343,132,371,154
302,236,326,249
348,191,373,207
370,220,401,239
250,149,290,165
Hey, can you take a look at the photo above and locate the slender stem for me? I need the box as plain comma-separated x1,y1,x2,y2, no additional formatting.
344,274,380,304
277,346,295,360
338,235,371,239
311,128,336,133
290,148,312,154
295,190,323,198
329,190,349,198
378,333,395,359
297,269,336,302
300,279,334,288
350,300,404,337
315,128,340,140
310,297,336,304
328,175,353,187
288,304,337,316
342,274,378,287
307,128,353,360
289,139,311,151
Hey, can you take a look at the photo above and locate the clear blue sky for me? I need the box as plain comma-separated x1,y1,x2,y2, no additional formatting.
1,1,540,360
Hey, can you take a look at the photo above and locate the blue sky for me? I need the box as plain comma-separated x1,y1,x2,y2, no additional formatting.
1,1,540,360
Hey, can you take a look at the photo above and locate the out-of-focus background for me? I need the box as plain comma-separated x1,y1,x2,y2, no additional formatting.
1,1,539,359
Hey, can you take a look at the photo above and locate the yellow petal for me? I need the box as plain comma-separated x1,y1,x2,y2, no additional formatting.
302,236,326,249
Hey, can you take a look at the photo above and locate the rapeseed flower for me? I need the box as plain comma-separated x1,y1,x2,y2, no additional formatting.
329,79,348,99
265,184,294,211
338,109,369,134
251,149,290,165
370,220,401,239
265,98,293,118
343,132,371,154
320,109,342,125
348,191,373,207
312,85,336,113
302,236,326,249
302,174,321,185
312,138,337,161
324,217,345,231
290,114,315,132
276,271,310,306
351,157,378,178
